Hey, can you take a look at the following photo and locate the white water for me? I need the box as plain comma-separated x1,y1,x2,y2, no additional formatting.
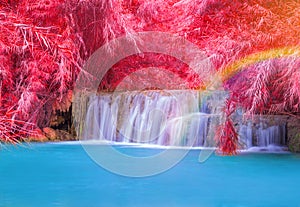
238,119,286,149
80,90,287,150
81,90,224,148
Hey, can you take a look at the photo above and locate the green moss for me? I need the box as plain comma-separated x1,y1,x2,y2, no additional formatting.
288,133,300,153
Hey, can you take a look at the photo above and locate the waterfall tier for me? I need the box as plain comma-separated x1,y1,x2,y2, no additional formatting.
80,90,225,147
75,90,287,149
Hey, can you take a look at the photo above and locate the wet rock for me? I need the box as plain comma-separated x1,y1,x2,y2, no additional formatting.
43,127,57,141
42,127,76,141
287,117,300,152
27,128,48,142
55,130,76,141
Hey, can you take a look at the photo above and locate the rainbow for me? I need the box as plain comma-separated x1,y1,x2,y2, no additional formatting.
219,46,300,82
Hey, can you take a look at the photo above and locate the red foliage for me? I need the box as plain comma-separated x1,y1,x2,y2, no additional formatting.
216,96,239,155
225,58,300,116
99,53,204,91
1,0,300,155
0,0,80,141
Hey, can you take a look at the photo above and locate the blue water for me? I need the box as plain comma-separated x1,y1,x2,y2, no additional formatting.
0,143,300,207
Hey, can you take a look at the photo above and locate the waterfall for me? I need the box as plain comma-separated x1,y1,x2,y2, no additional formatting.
78,90,287,149
80,90,225,147
238,117,286,149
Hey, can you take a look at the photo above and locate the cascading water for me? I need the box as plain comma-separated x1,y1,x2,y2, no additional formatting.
80,90,225,147
238,117,286,150
77,90,287,150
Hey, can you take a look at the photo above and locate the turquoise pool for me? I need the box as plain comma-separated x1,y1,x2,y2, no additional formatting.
0,143,299,207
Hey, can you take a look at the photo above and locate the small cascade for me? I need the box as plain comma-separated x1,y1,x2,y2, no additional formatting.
78,90,287,149
239,122,253,148
238,117,286,149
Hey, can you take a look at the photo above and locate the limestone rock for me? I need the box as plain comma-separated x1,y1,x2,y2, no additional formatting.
27,128,48,142
43,127,57,141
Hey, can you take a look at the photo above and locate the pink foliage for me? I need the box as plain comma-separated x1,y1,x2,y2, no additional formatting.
226,58,300,116
0,0,80,142
0,0,299,154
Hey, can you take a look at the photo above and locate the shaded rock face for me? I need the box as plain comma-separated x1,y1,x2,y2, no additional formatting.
287,117,300,152
49,106,77,140
51,109,73,133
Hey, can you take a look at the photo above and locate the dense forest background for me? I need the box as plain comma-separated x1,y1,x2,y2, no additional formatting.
0,0,299,153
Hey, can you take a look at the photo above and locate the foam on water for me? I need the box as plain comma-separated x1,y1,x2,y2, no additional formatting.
49,141,289,153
